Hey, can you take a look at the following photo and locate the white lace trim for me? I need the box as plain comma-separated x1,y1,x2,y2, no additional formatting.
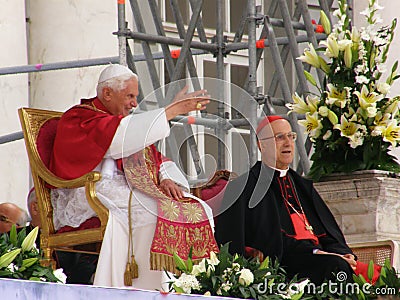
51,174,157,231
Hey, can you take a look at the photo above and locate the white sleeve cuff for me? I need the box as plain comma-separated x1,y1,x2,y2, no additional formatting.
159,161,190,192
106,108,170,159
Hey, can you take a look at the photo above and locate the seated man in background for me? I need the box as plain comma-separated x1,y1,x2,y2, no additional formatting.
49,64,214,288
27,188,97,284
0,202,30,233
215,116,356,285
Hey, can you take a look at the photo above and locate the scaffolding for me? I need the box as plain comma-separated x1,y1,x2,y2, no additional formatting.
0,0,353,178
115,0,345,176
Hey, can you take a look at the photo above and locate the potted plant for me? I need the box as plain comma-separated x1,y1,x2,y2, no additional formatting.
0,225,66,283
288,0,400,181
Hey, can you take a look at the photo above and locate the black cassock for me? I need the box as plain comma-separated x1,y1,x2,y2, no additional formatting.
215,162,354,285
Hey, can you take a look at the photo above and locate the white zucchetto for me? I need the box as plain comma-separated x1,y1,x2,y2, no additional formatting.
98,64,135,84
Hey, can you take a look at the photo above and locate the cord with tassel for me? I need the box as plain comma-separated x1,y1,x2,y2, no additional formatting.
124,191,139,286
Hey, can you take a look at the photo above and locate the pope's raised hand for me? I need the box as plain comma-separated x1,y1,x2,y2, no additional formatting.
165,86,210,121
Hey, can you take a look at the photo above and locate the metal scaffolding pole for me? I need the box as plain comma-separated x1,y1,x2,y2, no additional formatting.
264,16,310,173
0,0,352,180
247,0,258,167
168,0,206,176
118,1,127,65
216,0,226,170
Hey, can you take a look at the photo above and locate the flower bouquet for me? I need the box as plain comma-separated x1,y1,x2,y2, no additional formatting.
289,0,400,181
167,243,309,299
0,225,66,283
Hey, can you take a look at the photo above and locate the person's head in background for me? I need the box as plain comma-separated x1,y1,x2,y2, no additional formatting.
0,202,30,233
27,188,41,228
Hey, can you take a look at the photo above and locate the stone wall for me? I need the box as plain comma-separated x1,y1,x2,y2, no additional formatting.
314,170,400,268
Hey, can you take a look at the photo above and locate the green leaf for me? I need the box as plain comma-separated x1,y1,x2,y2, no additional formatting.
21,227,39,252
9,225,17,247
291,292,304,300
172,284,185,293
259,256,269,270
367,260,374,281
0,248,21,268
173,252,187,272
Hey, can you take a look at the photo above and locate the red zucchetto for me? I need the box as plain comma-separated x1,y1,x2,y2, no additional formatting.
256,115,284,135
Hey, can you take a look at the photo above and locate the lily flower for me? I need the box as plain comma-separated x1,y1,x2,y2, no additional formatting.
288,93,310,114
344,42,353,68
354,85,384,109
351,26,361,43
377,82,390,95
384,98,400,116
337,39,352,51
382,119,400,147
21,226,39,252
326,84,348,108
320,36,339,58
298,112,323,138
320,11,331,34
297,43,320,68
334,115,359,137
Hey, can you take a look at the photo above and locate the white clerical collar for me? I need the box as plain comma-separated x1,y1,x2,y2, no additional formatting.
269,166,289,177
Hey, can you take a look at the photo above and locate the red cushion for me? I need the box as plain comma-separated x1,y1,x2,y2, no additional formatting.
201,178,228,201
200,178,228,225
57,217,101,233
37,118,59,168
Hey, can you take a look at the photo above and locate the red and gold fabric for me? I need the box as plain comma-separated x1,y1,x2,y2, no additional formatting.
124,148,219,273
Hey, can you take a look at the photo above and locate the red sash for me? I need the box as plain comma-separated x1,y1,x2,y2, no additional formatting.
124,148,219,273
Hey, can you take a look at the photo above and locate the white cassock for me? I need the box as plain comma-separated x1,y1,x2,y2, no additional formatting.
51,108,213,289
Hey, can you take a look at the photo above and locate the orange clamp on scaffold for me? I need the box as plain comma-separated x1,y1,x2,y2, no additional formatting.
256,39,265,49
171,49,181,59
187,116,196,125
311,19,325,33
315,25,324,33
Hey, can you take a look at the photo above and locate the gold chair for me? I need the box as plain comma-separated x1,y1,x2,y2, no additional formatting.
18,107,108,267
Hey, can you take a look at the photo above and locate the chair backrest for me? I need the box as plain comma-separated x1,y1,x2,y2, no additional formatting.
349,240,398,267
18,108,108,260
19,108,63,235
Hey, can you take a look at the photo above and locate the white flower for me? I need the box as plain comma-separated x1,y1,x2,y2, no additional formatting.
298,112,323,139
355,75,369,84
366,106,378,118
221,281,232,292
238,268,254,286
7,263,17,273
231,262,240,272
174,273,201,294
53,268,67,284
207,251,220,266
191,259,207,276
377,82,390,95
